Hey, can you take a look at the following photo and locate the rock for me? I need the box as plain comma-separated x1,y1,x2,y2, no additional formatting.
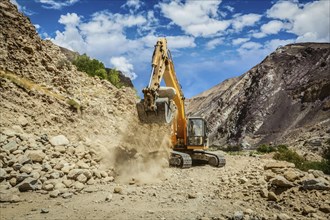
188,192,197,199
67,169,84,180
62,179,72,188
54,145,66,153
86,178,95,185
49,190,60,198
270,175,295,188
1,128,16,137
74,182,84,191
302,178,330,190
0,134,7,143
0,168,7,181
260,188,268,198
268,191,278,201
319,204,330,213
16,177,39,192
49,135,69,146
114,187,123,194
264,161,295,170
76,173,87,183
17,116,29,127
0,193,21,203
302,205,316,215
238,177,248,184
105,193,113,202
277,213,292,220
20,164,33,174
43,184,54,191
27,150,45,163
233,211,244,220
17,155,31,165
2,141,18,152
62,192,73,199
283,170,301,182
76,161,89,169
9,177,17,187
309,170,324,178
40,208,49,214
54,182,66,190
102,176,114,183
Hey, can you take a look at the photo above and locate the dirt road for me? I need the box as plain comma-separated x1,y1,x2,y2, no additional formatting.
2,154,329,220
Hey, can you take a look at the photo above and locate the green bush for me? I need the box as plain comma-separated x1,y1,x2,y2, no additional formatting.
71,54,122,88
273,147,330,174
257,144,276,153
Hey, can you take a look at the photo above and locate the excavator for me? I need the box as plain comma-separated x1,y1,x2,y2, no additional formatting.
136,38,226,168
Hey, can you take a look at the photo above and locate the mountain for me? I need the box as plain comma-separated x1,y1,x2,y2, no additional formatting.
187,43,330,153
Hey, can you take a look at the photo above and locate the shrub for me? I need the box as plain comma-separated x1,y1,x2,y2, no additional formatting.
225,145,242,152
72,54,123,88
273,147,330,174
257,144,276,153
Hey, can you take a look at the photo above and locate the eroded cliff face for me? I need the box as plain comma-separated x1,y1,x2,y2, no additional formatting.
187,43,330,152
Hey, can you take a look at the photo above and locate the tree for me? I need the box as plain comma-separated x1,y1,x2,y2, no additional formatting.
108,69,121,88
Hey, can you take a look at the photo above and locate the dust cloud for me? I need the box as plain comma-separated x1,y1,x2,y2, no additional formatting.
90,115,172,184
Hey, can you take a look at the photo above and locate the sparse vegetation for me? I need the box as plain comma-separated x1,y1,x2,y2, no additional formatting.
273,145,330,174
72,54,122,88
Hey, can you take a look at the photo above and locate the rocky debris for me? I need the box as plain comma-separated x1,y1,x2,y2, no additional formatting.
0,193,21,203
269,175,295,188
0,131,116,198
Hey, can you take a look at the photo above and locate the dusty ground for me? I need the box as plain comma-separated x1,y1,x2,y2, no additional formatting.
2,154,329,220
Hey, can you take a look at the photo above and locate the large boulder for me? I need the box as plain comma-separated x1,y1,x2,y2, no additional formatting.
49,135,69,146
16,177,39,192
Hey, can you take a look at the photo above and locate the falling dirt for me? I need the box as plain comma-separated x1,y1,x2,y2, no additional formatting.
86,114,172,184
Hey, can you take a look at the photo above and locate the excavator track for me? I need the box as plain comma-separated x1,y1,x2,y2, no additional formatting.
169,151,192,168
193,151,226,167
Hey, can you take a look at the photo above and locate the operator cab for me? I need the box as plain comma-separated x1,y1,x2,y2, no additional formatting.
187,117,208,147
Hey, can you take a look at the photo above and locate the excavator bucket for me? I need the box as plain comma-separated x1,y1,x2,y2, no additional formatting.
136,98,176,124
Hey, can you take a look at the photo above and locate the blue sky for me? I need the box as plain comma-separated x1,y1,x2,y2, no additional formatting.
11,0,330,98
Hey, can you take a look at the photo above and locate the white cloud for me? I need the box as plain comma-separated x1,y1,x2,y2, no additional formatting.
59,13,81,26
232,37,250,46
232,13,262,31
261,20,284,35
51,11,196,81
36,0,79,10
252,20,285,38
110,57,137,80
159,0,230,37
267,0,299,20
206,38,224,50
34,24,40,29
122,0,143,12
267,0,330,42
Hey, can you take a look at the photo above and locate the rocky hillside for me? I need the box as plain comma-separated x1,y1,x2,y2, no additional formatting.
0,0,170,199
187,43,330,152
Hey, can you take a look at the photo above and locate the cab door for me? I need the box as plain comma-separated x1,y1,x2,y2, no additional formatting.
187,118,208,148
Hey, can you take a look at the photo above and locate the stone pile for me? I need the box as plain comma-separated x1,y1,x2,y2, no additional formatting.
0,125,115,202
218,159,330,220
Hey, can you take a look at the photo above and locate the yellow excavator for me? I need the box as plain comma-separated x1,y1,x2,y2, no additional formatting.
137,38,226,168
